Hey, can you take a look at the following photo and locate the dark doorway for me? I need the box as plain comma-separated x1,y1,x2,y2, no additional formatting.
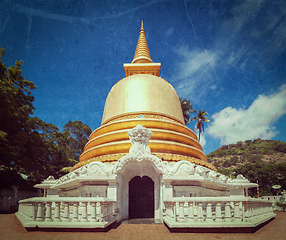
129,175,154,219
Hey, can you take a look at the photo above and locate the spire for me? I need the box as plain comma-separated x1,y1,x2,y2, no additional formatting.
124,21,161,77
132,21,153,63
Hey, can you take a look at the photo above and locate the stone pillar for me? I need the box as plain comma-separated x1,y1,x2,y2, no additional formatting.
224,201,232,222
54,202,61,222
188,202,194,222
32,203,37,221
36,202,45,221
234,201,241,222
62,202,70,222
72,203,80,222
197,202,203,222
81,202,88,222
45,202,53,222
90,202,97,222
206,202,213,222
96,201,102,222
172,203,176,222
215,202,223,222
178,202,185,222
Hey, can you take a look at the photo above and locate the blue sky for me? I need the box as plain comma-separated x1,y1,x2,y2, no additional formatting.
1,0,286,154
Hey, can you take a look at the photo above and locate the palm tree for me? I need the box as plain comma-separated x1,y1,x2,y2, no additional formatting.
191,110,211,142
180,98,196,125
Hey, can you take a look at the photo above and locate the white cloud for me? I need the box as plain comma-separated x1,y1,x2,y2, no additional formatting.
219,0,286,71
207,84,286,144
173,46,218,100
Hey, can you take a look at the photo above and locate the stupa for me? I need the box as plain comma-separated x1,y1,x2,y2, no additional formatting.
16,22,275,232
71,21,213,172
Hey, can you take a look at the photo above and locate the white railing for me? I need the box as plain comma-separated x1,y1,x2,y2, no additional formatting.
16,197,117,228
163,196,275,227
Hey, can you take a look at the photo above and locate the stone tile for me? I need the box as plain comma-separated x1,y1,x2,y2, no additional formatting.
1,212,286,240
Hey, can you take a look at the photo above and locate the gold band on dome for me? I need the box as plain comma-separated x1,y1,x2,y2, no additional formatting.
102,112,184,125
83,128,202,154
70,153,216,172
89,118,198,142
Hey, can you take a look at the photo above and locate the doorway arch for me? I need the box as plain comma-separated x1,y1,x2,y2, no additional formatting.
129,175,154,219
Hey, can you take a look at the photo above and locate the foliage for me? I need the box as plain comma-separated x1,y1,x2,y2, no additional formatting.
0,48,91,182
0,48,36,171
276,201,286,211
180,98,196,125
191,110,211,141
63,120,91,162
208,139,286,196
208,139,286,158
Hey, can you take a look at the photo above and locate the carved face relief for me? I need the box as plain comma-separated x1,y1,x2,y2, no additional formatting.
127,124,153,146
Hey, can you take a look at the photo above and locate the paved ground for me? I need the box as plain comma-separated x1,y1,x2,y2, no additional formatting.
1,212,285,240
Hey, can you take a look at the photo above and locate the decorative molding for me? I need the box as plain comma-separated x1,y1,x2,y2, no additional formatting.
55,163,116,185
114,124,166,174
70,153,127,171
165,160,195,176
103,112,183,125
113,154,166,174
127,124,152,155
154,153,217,171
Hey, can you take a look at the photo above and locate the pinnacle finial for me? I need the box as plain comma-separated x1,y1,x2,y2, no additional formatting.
132,22,153,63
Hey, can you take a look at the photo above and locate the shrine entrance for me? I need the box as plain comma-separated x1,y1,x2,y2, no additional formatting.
128,175,154,219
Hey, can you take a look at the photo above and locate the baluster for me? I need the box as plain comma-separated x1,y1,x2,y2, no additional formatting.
72,202,80,222
45,202,53,222
184,201,189,221
188,202,194,222
32,202,37,221
224,201,232,222
193,202,198,222
197,202,203,222
96,201,102,222
234,201,241,222
90,202,97,222
206,202,213,222
62,202,70,222
54,202,61,222
244,202,250,222
248,203,253,221
178,202,185,222
81,202,88,222
173,203,177,222
108,202,112,221
215,202,223,222
36,202,45,221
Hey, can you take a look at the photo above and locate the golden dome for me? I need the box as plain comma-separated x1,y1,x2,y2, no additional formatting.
71,22,216,172
101,74,185,125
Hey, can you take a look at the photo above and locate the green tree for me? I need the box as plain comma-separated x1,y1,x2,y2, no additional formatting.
191,110,211,141
0,48,91,182
63,120,92,162
180,98,196,125
0,48,36,171
26,117,74,181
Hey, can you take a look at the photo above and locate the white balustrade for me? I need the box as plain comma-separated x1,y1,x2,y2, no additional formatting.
163,196,274,226
17,197,117,227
